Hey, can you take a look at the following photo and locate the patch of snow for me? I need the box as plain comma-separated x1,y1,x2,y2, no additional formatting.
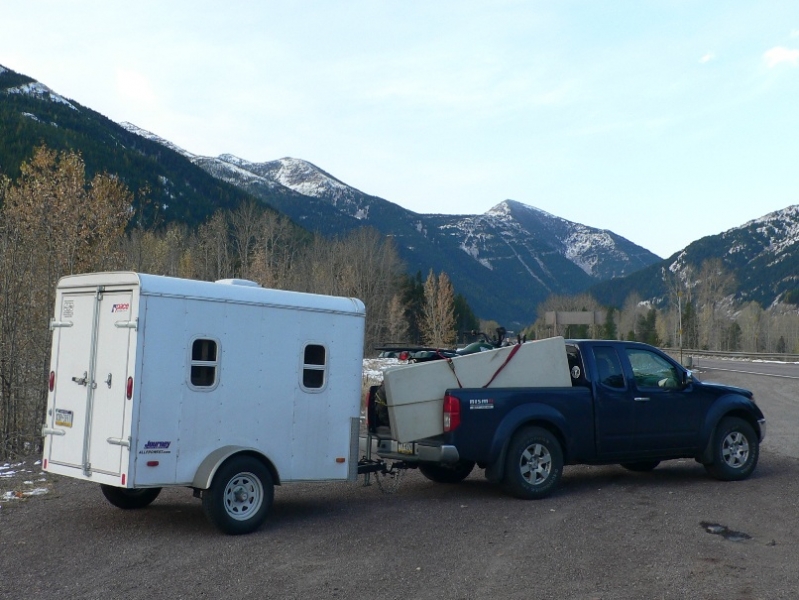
22,112,40,121
6,82,78,110
120,122,195,158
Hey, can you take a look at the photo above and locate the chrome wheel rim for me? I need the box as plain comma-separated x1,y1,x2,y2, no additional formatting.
519,443,552,486
721,432,750,468
223,472,264,521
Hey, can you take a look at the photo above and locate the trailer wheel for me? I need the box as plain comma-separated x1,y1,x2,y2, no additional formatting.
418,460,475,484
202,455,274,535
501,427,563,500
100,484,162,509
621,461,661,472
704,417,759,482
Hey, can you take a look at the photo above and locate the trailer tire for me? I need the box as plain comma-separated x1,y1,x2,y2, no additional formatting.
501,426,563,500
202,455,273,535
418,460,475,484
100,484,162,509
704,417,759,482
621,461,660,472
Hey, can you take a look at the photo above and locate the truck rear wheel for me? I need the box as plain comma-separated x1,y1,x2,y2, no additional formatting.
502,426,563,500
202,455,274,535
100,484,162,509
418,460,475,484
704,417,759,481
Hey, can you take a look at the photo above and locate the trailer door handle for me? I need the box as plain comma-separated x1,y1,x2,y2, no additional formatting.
72,372,88,386
105,373,113,389
634,397,650,402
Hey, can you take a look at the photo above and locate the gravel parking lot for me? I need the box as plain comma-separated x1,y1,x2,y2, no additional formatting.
1,365,797,600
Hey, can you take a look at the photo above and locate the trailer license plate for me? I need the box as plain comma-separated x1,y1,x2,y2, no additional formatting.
397,442,415,455
55,409,74,428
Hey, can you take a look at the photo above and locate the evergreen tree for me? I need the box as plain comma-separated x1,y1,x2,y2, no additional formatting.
601,307,618,340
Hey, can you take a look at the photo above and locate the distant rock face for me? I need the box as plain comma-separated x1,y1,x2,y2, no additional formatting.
151,140,660,324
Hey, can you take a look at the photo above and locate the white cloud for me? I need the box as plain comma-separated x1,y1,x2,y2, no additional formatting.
699,53,715,64
791,30,799,38
763,46,799,68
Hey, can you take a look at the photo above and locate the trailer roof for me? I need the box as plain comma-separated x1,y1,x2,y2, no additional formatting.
57,272,366,316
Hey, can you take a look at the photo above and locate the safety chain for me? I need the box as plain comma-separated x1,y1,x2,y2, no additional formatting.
374,466,404,494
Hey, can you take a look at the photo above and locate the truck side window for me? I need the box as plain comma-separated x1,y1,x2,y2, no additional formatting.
302,343,327,390
190,338,219,388
626,348,680,390
593,347,625,389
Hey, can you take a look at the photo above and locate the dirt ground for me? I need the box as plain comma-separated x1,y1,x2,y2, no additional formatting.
1,365,797,600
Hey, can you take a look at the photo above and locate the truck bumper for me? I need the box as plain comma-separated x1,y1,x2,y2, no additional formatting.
376,439,460,464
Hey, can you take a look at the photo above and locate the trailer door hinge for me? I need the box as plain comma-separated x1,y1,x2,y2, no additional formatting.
49,319,74,330
114,319,138,330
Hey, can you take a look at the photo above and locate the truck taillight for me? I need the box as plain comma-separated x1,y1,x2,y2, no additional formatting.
443,394,461,432
126,377,133,400
49,371,55,392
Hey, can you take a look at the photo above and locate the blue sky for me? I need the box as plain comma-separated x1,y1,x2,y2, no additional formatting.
2,1,798,258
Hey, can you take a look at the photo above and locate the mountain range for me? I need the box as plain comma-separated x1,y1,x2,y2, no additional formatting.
2,63,798,325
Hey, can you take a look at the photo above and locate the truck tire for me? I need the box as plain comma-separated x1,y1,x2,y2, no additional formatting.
418,460,475,484
621,461,660,472
704,417,759,482
501,427,563,500
100,484,162,509
202,455,274,535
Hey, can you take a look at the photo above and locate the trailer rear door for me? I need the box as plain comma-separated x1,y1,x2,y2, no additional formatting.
47,287,134,477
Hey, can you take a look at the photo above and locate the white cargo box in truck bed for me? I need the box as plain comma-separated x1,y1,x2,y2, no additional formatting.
382,336,572,442
42,272,365,534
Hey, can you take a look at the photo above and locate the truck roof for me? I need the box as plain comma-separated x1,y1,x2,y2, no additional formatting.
56,271,366,316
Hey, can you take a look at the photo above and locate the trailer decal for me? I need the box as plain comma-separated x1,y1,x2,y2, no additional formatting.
139,441,172,454
111,303,130,313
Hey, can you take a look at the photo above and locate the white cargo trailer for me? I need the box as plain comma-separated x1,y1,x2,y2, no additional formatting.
42,272,366,534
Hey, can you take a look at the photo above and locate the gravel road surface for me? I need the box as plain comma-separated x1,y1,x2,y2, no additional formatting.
1,365,797,600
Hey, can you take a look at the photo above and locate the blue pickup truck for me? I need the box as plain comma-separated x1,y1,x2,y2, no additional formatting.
368,340,766,499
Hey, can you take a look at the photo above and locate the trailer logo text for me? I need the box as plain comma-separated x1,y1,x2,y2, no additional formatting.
469,398,494,410
140,440,172,455
111,303,130,313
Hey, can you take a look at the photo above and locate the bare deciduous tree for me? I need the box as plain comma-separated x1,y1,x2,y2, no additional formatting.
421,270,456,348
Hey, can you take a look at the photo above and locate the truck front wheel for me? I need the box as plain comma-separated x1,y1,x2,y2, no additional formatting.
704,417,759,482
502,427,563,500
418,460,475,484
100,485,162,509
202,455,274,535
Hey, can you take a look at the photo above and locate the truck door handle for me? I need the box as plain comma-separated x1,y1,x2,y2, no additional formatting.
634,397,650,402
72,372,88,386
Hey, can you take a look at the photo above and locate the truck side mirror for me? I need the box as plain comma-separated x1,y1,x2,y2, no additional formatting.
683,369,694,388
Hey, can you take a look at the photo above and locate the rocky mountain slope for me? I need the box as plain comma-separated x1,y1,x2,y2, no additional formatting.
136,142,661,325
590,205,799,311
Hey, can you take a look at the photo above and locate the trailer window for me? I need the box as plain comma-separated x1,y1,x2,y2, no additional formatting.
190,338,219,388
302,344,327,390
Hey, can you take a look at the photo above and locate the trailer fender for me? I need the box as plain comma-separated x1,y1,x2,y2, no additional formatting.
192,445,279,490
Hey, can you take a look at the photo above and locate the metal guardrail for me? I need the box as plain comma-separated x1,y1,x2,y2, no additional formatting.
662,348,799,363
